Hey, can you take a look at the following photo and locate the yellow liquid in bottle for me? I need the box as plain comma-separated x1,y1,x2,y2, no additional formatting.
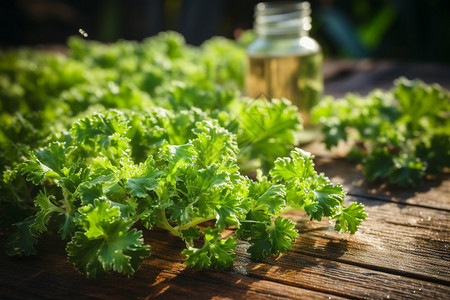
246,51,323,128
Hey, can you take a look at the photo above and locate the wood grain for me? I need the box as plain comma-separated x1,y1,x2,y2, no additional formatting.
2,172,449,299
282,197,450,283
0,232,343,300
2,186,449,300
236,250,450,299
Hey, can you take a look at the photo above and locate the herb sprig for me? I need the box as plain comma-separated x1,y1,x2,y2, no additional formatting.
312,77,450,187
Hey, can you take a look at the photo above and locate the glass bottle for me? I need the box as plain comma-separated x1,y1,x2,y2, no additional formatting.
246,1,323,142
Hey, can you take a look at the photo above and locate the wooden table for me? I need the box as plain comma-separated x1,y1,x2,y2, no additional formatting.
1,61,450,299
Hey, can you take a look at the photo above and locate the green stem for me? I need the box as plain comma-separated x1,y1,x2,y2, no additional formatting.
279,206,343,221
173,216,216,231
155,209,180,237
61,188,74,214
53,206,66,215
278,206,302,215
237,159,261,173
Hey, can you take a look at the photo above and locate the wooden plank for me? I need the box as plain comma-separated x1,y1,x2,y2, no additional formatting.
229,194,450,299
3,195,448,300
142,212,450,297
4,228,446,300
302,141,450,210
2,196,449,299
142,258,345,300
0,217,447,300
234,247,450,300
1,148,449,299
282,196,450,283
140,228,450,299
0,232,342,300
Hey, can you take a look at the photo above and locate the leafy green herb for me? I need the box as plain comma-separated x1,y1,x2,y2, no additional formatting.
0,31,290,223
2,31,365,277
312,77,450,187
6,111,366,277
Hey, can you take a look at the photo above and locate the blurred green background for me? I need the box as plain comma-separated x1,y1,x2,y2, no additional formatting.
1,0,449,62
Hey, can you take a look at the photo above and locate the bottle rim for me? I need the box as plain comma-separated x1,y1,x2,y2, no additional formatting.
255,1,310,16
253,1,312,37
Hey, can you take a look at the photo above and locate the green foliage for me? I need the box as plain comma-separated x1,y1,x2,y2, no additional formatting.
67,200,150,278
6,111,365,277
334,202,368,234
244,216,298,261
234,98,302,171
0,32,299,221
312,77,450,187
2,31,365,278
183,227,237,270
6,217,38,256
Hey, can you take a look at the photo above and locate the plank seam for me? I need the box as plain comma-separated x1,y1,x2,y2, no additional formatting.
347,192,450,212
243,272,363,300
297,251,450,287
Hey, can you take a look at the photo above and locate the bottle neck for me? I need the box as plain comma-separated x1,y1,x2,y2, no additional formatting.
253,2,312,39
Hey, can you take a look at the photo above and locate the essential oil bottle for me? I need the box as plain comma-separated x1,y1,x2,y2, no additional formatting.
246,1,323,139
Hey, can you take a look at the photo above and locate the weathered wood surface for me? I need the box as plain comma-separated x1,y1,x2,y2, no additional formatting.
1,61,450,299
1,144,449,299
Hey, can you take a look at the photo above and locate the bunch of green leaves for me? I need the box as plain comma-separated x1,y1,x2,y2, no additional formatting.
68,31,248,94
7,110,366,277
0,50,90,221
0,51,151,224
0,31,248,163
0,31,282,224
228,98,303,171
312,77,450,187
